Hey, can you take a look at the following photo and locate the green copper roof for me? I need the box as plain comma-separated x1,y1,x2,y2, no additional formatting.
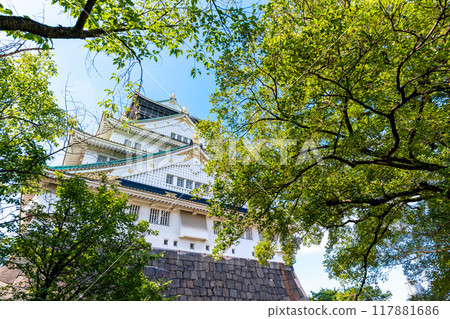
49,145,190,171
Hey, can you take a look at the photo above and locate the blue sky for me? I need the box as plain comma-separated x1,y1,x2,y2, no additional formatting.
7,0,409,300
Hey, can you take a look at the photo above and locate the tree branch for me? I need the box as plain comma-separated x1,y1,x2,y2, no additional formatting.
74,0,98,31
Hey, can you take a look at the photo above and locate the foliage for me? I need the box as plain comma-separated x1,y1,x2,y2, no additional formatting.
0,174,169,300
0,0,249,114
0,52,74,204
198,0,450,300
310,286,392,301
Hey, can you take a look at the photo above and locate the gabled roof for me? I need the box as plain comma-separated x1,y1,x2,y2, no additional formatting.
101,116,189,147
136,113,198,130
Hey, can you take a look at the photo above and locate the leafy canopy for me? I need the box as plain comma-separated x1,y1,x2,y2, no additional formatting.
310,286,392,301
0,0,249,113
0,52,74,204
0,175,169,301
199,0,449,300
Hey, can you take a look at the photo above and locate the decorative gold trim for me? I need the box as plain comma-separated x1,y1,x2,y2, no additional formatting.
77,170,119,181
165,192,177,199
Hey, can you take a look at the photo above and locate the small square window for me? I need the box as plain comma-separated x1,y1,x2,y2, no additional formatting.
177,177,185,187
166,174,174,184
173,240,178,247
206,245,210,251
134,142,141,149
124,139,132,147
186,180,193,189
190,243,195,250
163,239,168,245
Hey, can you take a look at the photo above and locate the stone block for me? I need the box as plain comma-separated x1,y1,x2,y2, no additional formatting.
230,289,238,298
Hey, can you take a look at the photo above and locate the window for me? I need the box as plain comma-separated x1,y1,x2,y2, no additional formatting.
232,248,235,254
194,182,202,189
109,157,117,162
173,240,178,247
186,180,193,189
171,132,176,139
160,210,170,226
177,177,185,187
176,134,183,141
149,208,159,224
206,245,210,251
213,221,222,235
241,228,253,240
128,204,140,217
97,155,108,163
166,174,174,185
190,243,195,250
258,230,264,241
134,142,141,149
183,137,189,143
124,139,132,147
149,208,170,226
163,239,168,245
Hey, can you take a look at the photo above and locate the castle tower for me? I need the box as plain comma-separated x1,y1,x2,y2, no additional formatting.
23,93,308,301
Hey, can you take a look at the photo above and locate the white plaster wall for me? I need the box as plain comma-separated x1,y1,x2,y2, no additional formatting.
131,199,283,262
110,130,175,153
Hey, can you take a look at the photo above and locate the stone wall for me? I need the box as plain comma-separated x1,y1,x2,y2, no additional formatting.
145,249,308,301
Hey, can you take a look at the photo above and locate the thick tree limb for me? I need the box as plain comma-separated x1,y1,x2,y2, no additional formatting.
0,16,125,39
74,0,98,31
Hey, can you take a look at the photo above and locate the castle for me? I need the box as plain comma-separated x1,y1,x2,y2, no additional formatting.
6,93,308,300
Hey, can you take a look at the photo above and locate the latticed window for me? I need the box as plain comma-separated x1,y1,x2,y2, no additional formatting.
194,182,202,189
149,208,160,224
177,177,185,187
149,208,170,226
97,155,108,163
160,211,170,226
186,180,193,189
171,132,176,139
128,204,140,217
166,174,174,184
213,221,222,235
183,137,189,143
241,228,253,240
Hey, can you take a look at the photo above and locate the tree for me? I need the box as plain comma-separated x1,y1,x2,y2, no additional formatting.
310,287,392,301
0,0,243,200
0,0,241,85
199,0,450,300
0,174,169,301
0,52,74,204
